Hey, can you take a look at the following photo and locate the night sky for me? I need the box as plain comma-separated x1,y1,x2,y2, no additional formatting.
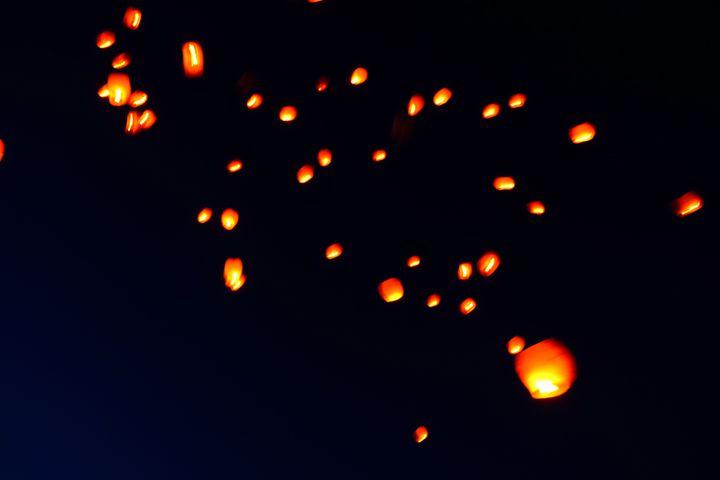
1,1,718,478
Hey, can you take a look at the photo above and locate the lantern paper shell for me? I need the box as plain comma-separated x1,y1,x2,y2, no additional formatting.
407,256,421,268
514,338,577,399
197,208,212,223
426,294,441,308
493,177,515,191
123,7,142,30
527,201,546,215
96,31,116,49
414,426,428,444
459,298,476,314
111,52,132,69
182,41,204,78
246,93,263,109
297,165,315,184
372,150,387,162
350,67,368,85
433,88,452,106
569,122,596,144
508,93,526,108
674,192,703,217
477,252,500,277
316,76,329,92
408,95,425,116
221,208,239,230
457,262,473,280
325,243,343,260
224,258,245,291
482,103,500,119
128,91,148,107
279,106,298,122
507,336,525,355
378,278,404,302
227,160,243,173
317,149,332,167
107,73,131,106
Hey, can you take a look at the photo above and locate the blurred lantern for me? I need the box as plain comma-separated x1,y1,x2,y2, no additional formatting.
197,208,212,224
457,262,472,280
107,73,131,106
96,31,116,49
527,201,546,215
514,338,577,399
297,165,314,184
111,52,131,69
307,0,324,3
378,278,404,302
407,256,420,268
224,258,245,291
407,95,425,116
317,149,332,167
493,176,515,191
246,93,263,109
316,76,329,92
482,103,500,119
125,110,141,136
350,67,368,85
477,251,500,277
97,84,110,98
123,7,142,30
433,87,452,106
426,294,441,308
508,93,527,108
372,149,387,162
138,109,157,130
459,298,476,315
569,122,595,143
674,191,703,217
0,139,5,162
128,90,148,107
227,160,243,173
325,243,343,260
414,426,428,444
507,336,525,355
182,41,204,78
279,106,298,122
221,208,239,230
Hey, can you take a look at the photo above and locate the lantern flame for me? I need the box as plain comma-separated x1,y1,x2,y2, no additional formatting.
125,110,141,136
325,243,343,260
527,201,546,215
197,208,212,224
182,41,204,78
378,278,404,303
350,67,368,85
316,76,329,92
482,103,500,119
227,160,243,173
433,88,452,106
221,208,239,230
246,93,263,109
107,73,131,106
569,122,596,144
224,258,245,291
457,262,473,280
414,426,428,444
408,95,425,116
477,251,500,277
493,177,515,191
426,294,441,308
508,93,526,108
279,106,298,122
317,149,332,167
297,165,315,184
372,150,387,162
98,84,110,98
674,192,703,217
407,256,420,268
138,110,157,130
507,336,525,355
96,31,116,49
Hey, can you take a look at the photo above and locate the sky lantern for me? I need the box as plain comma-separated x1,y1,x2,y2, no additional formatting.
407,95,425,116
432,87,452,106
125,111,141,135
527,201,546,215
182,41,204,78
97,84,110,98
569,122,596,143
317,149,332,167
128,91,148,107
138,110,157,130
297,165,315,184
457,262,473,280
414,426,428,444
482,103,500,119
407,256,421,268
350,67,368,85
514,338,577,399
493,176,515,191
477,251,500,277
279,106,298,122
508,93,526,108
325,243,343,260
0,139,4,162
459,298,476,315
111,52,132,69
246,93,263,109
221,208,239,230
107,73,131,106
426,294,441,308
123,7,142,30
197,208,212,224
227,160,243,173
96,31,116,49
378,278,404,302
372,149,387,162
316,76,329,92
674,191,703,217
224,258,245,291
507,336,526,355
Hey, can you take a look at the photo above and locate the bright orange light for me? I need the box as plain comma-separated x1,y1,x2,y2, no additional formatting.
123,7,142,30
97,84,110,98
477,251,500,277
307,0,324,3
378,278,404,303
96,31,116,49
197,208,212,224
325,243,343,260
514,338,577,399
350,67,368,85
224,258,245,291
457,262,472,280
0,139,5,162
279,106,298,122
407,95,425,116
317,149,332,167
128,91,148,107
459,298,476,315
527,201,546,215
297,164,314,184
372,149,387,162
246,93,263,109
433,87,452,106
138,109,157,130
569,122,596,144
508,93,526,108
125,110,141,136
182,41,204,78
227,160,243,173
316,76,329,92
107,73,131,106
674,191,703,217
482,103,500,119
426,294,441,308
493,176,515,191
221,208,239,230
507,336,526,355
414,426,428,444
407,256,421,268
111,52,132,69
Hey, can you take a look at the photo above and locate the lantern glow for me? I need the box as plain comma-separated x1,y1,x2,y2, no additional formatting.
297,165,314,184
111,52,131,69
378,278,404,303
224,258,245,291
482,103,500,119
0,139,4,162
221,208,239,230
508,93,526,108
317,149,332,167
246,93,263,109
227,160,243,173
350,67,368,85
125,110,141,136
457,262,472,280
325,243,343,260
514,338,577,399
128,91,148,107
138,110,157,130
316,76,329,92
507,336,526,355
477,251,500,277
569,122,596,144
197,208,212,224
674,192,703,217
279,106,298,122
433,88,452,106
414,426,428,444
123,7,142,30
107,73,131,106
459,298,476,315
426,294,441,308
97,84,110,98
407,256,420,268
96,31,116,49
408,95,425,116
182,41,204,78
493,177,515,191
372,150,387,162
527,201,546,215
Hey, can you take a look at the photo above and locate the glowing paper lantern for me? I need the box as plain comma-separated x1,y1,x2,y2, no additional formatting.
407,95,425,116
111,52,131,69
493,176,515,191
279,106,298,122
433,87,452,106
316,76,329,92
477,251,500,277
514,338,577,399
125,110,141,136
182,41,204,78
227,160,243,173
457,262,472,280
224,258,245,291
507,336,525,355
96,31,116,49
372,149,387,162
197,208,212,223
378,278,404,303
0,139,5,162
221,208,239,230
527,201,545,215
123,7,142,30
414,426,428,444
569,122,595,144
426,294,441,308
97,84,110,98
482,103,500,119
350,67,368,85
128,91,148,107
138,109,157,130
297,165,314,184
459,298,476,315
107,73,131,106
407,256,420,268
674,192,703,217
317,149,332,167
508,93,526,108
246,93,263,109
325,243,343,260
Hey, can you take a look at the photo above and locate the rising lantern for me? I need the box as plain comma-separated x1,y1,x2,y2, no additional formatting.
125,110,141,136
507,336,526,355
350,67,368,85
459,298,476,315
407,256,420,268
414,426,429,444
297,165,314,184
182,41,204,78
433,88,452,106
477,251,500,277
378,278,404,302
96,31,116,49
527,201,546,215
246,93,263,109
482,103,500,119
426,294,441,308
317,149,332,167
224,258,245,291
674,191,703,217
0,139,4,162
493,176,515,191
316,76,329,92
221,208,239,230
97,84,110,98
508,93,526,108
107,73,131,106
227,160,243,173
128,91,148,107
514,338,577,399
325,243,343,260
372,149,387,162
569,122,595,144
457,262,473,280
408,95,425,116
123,7,142,30
279,106,298,122
197,208,212,223
138,110,157,130
111,52,132,69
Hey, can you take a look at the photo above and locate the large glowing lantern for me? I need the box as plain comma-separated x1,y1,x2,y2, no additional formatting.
111,52,132,69
378,278,404,302
477,251,500,277
227,160,243,173
508,93,526,108
433,87,452,106
107,73,131,106
507,336,525,355
372,149,387,162
221,208,239,230
224,258,245,291
325,243,343,260
414,426,428,444
426,294,441,308
569,122,595,144
482,103,500,119
317,149,332,167
493,176,515,191
125,110,141,136
197,208,212,224
457,262,473,280
459,298,476,315
128,91,148,107
279,106,298,122
123,7,142,30
514,338,577,399
182,41,204,78
297,165,314,184
527,201,546,215
407,256,420,268
96,31,116,49
674,191,703,217
350,67,368,85
408,95,425,116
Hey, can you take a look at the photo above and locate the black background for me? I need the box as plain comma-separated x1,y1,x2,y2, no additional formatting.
1,1,718,478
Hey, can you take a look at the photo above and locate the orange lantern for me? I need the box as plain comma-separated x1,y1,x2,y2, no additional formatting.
674,191,703,217
0,138,5,162
372,149,387,162
246,93,263,109
279,106,298,122
224,258,246,291
123,7,142,30
317,149,332,167
316,76,329,92
569,122,595,144
407,95,425,116
325,243,343,260
433,87,452,106
527,201,545,215
97,84,110,98
457,262,472,280
125,110,141,136
477,251,500,277
307,0,324,3
514,338,577,399
138,110,157,130
107,73,131,106
507,336,525,355
221,208,239,230
297,165,314,184
182,41,204,78
426,294,441,308
493,176,515,191
378,278,404,303
508,93,526,108
350,67,368,85
96,31,116,49
197,208,212,224
111,52,132,69
227,160,243,173
407,256,420,268
459,298,476,315
414,426,428,444
128,91,148,107
482,103,500,119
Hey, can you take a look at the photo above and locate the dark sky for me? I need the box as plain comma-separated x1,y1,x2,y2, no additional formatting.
1,1,718,478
